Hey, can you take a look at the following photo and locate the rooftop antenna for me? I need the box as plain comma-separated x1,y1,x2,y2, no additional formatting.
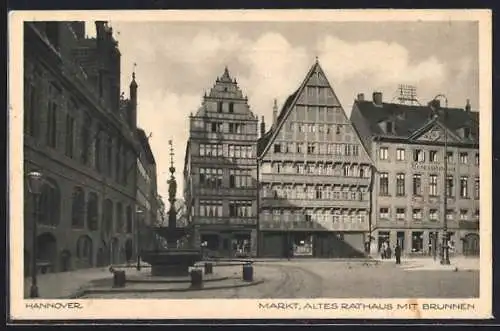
397,84,421,105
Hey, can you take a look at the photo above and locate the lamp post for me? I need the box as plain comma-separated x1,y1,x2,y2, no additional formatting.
27,171,44,298
136,208,143,271
433,94,451,265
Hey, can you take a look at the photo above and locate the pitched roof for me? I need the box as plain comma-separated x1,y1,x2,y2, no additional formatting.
257,61,324,157
354,100,479,143
257,88,299,156
136,128,156,165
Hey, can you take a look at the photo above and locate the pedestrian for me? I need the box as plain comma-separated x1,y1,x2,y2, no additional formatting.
381,241,388,259
288,243,294,261
395,243,402,265
386,244,392,259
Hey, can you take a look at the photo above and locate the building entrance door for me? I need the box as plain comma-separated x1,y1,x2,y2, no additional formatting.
396,232,405,251
463,233,479,256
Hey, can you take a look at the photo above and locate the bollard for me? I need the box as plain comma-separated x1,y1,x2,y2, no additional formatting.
190,268,203,288
113,270,126,288
204,262,213,275
242,263,253,282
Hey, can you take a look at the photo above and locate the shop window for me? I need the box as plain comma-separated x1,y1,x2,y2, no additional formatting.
293,234,313,256
411,231,424,253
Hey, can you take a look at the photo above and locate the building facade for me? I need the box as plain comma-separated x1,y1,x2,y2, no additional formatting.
23,21,142,276
349,92,480,257
135,128,159,252
183,68,259,257
257,60,373,258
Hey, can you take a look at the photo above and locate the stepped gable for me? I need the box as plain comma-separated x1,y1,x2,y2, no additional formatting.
207,66,245,100
195,66,252,117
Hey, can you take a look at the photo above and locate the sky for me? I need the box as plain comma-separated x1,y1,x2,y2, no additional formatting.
84,20,479,201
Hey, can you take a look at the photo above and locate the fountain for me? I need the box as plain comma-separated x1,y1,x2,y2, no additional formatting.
140,140,202,276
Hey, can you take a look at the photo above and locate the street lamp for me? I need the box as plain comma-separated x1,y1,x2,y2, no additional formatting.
432,94,451,265
27,171,44,298
136,207,143,271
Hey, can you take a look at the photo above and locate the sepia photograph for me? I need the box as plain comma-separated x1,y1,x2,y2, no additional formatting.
9,9,492,320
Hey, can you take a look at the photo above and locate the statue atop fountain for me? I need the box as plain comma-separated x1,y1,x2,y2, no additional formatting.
140,140,202,276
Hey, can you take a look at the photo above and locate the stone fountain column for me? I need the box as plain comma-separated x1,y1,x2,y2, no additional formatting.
140,140,202,276
166,162,178,249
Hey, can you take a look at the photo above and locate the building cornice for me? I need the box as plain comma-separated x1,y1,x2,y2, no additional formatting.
372,136,479,149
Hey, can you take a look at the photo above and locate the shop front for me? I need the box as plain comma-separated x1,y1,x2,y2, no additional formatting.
259,231,366,258
198,227,256,258
374,229,465,257
462,232,479,256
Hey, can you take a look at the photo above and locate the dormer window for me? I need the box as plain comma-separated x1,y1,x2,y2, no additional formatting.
463,127,471,139
386,121,394,134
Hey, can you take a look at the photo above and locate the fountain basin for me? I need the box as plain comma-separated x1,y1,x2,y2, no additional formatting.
141,249,202,277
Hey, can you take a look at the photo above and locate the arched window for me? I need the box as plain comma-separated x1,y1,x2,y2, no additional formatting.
115,202,123,233
76,235,93,268
71,187,85,228
103,199,113,236
87,192,99,231
126,205,132,234
38,178,61,226
81,113,92,165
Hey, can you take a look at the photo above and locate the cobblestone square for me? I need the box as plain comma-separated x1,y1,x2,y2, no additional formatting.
81,260,479,299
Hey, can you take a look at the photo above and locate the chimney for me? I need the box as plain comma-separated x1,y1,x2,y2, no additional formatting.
272,99,278,125
260,116,266,137
71,22,85,39
465,99,471,112
95,21,107,41
372,92,383,106
357,93,365,101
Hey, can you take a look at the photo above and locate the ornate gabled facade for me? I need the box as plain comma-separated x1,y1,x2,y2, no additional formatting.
257,60,374,258
184,67,259,257
350,93,480,257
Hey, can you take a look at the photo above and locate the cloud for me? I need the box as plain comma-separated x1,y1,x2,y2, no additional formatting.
317,36,447,86
237,32,310,119
113,26,461,200
136,90,200,199
315,36,447,109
